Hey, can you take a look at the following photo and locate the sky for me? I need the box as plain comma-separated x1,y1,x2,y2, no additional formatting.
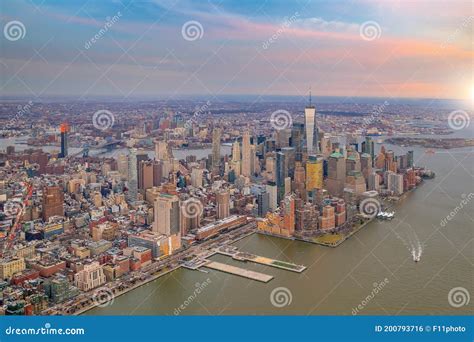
0,0,472,100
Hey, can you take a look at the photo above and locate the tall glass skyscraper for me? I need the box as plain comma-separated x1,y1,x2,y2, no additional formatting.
304,92,319,154
127,148,138,202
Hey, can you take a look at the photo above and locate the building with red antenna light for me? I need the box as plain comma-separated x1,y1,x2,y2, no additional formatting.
59,123,70,158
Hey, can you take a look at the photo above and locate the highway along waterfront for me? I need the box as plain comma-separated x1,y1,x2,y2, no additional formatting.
86,141,473,315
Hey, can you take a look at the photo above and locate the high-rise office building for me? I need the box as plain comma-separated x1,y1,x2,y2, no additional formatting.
368,171,381,191
127,149,138,201
304,92,319,154
291,122,304,162
276,151,286,203
293,162,306,199
212,128,221,168
42,186,64,221
306,155,323,191
276,129,291,148
232,140,241,162
257,191,270,217
360,153,373,183
117,154,129,179
153,194,180,236
59,123,69,158
191,167,203,188
387,172,404,195
138,160,154,191
346,153,361,174
326,151,346,197
242,131,252,177
266,182,278,211
155,140,172,161
362,136,375,166
281,147,296,179
153,160,163,187
407,150,414,168
216,190,230,219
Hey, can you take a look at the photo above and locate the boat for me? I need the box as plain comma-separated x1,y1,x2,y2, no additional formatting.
376,211,395,220
413,256,420,262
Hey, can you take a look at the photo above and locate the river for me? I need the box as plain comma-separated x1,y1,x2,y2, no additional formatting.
1,129,472,315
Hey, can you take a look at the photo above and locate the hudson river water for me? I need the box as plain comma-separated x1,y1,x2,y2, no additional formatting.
1,129,472,315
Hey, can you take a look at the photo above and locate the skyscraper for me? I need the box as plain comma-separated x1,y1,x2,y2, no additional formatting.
117,154,129,179
407,150,414,168
291,122,305,162
138,160,154,191
306,154,323,193
326,151,346,197
212,128,221,168
304,91,319,154
59,123,69,158
191,167,203,188
281,147,296,179
216,190,230,219
242,131,252,177
360,153,373,183
263,182,276,211
155,140,172,161
153,194,180,235
231,140,241,162
362,137,375,166
257,191,270,217
42,186,64,221
276,151,286,203
127,149,138,201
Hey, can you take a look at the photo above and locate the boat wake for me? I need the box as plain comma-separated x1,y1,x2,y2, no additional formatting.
393,224,423,263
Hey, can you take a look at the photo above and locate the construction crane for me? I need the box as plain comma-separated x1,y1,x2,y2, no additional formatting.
2,182,33,256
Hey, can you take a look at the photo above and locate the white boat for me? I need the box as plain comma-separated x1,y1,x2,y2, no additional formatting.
377,211,395,220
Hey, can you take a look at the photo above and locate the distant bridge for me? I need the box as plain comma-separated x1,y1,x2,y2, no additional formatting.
67,139,122,158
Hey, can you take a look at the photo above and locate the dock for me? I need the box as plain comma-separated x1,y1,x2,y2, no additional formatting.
204,261,273,283
215,246,306,273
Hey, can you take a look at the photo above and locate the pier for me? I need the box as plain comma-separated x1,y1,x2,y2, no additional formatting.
204,261,273,283
214,246,306,273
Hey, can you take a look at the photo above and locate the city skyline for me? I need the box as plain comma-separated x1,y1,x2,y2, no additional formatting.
1,0,473,100
0,2,472,340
